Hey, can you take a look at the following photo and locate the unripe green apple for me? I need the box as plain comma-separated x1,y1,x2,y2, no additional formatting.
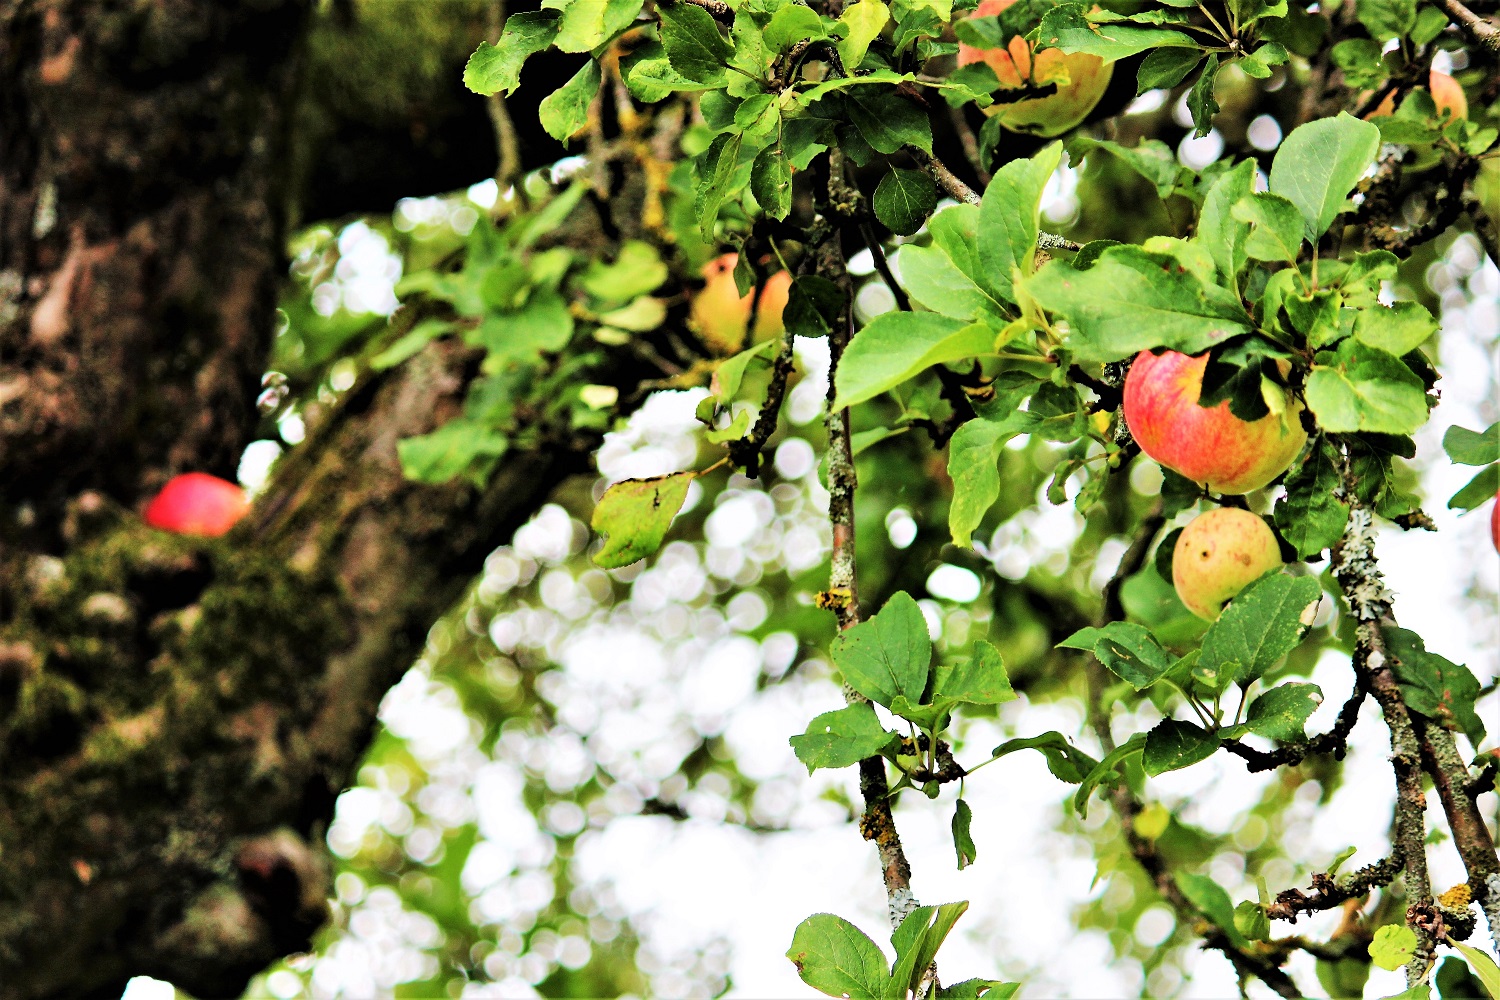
143,472,249,537
1124,349,1307,495
956,0,1113,137
1173,507,1283,620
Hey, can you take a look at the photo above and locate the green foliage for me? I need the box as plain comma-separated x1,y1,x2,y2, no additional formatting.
590,472,694,568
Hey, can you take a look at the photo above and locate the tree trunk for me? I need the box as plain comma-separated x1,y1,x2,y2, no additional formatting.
0,3,626,997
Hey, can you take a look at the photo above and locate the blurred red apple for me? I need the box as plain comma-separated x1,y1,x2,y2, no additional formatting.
143,473,249,537
1124,349,1307,495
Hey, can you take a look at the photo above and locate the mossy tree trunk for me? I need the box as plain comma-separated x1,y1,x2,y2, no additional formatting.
0,4,638,998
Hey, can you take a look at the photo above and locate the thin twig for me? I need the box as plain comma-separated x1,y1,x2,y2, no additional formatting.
1220,681,1367,772
946,105,992,186
1267,855,1404,921
728,321,797,477
1430,0,1500,51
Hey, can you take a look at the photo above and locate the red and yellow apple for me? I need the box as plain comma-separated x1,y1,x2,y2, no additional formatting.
1491,488,1499,553
688,253,790,354
957,0,1114,137
143,472,250,537
1124,350,1307,495
1367,70,1467,121
1173,507,1283,620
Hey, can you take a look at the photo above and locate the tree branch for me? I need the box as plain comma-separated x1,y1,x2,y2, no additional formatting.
1430,0,1500,51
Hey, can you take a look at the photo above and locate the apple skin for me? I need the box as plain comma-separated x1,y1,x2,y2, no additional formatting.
753,269,792,343
1491,489,1499,553
689,254,791,353
1173,507,1283,620
957,0,1113,137
143,472,250,537
1124,349,1307,495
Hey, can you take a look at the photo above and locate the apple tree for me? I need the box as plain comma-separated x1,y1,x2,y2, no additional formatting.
1,0,1498,997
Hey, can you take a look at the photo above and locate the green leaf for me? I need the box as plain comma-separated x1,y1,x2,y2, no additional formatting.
1186,54,1220,138
1143,719,1219,775
890,902,969,996
900,204,1007,320
988,732,1100,784
1195,159,1256,289
978,142,1064,306
1449,464,1500,511
790,703,898,773
1175,873,1249,949
463,13,561,96
752,145,794,220
932,640,1016,707
952,799,976,869
1442,422,1500,466
1074,733,1146,817
371,319,455,371
1382,626,1486,745
946,411,1038,546
1436,956,1490,1000
1197,573,1321,689
599,295,668,332
1356,0,1417,41
845,85,933,154
591,472,693,568
581,240,669,301
1269,112,1382,241
1038,5,1199,59
539,60,603,141
1233,192,1305,262
1073,138,1179,201
838,0,891,69
1354,301,1438,357
873,168,937,236
764,4,828,51
1275,436,1349,558
833,313,993,409
1058,621,1174,690
554,0,646,53
1025,246,1252,364
1234,900,1272,942
1245,682,1324,740
1446,940,1500,1000
709,340,776,402
398,421,508,485
695,131,745,239
1137,47,1204,93
1305,338,1430,435
785,275,846,338
659,0,734,82
831,591,931,709
1369,924,1418,972
786,914,890,1000
469,292,576,365
939,981,1020,999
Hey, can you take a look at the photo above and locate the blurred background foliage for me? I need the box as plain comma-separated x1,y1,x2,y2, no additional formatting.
123,0,1499,996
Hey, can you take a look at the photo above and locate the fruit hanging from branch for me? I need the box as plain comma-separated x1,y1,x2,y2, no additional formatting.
688,254,790,354
143,473,250,537
956,0,1114,137
1172,507,1284,620
1123,349,1307,495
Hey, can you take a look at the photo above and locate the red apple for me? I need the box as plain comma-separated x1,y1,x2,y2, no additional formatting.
689,253,751,355
753,269,792,343
1367,70,1467,121
1491,488,1499,553
1173,507,1283,620
143,473,250,537
957,0,1114,137
1124,350,1307,495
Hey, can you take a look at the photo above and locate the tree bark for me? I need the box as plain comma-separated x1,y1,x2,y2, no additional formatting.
0,3,653,997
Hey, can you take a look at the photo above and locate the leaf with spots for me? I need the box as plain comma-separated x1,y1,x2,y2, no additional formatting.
591,471,693,568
